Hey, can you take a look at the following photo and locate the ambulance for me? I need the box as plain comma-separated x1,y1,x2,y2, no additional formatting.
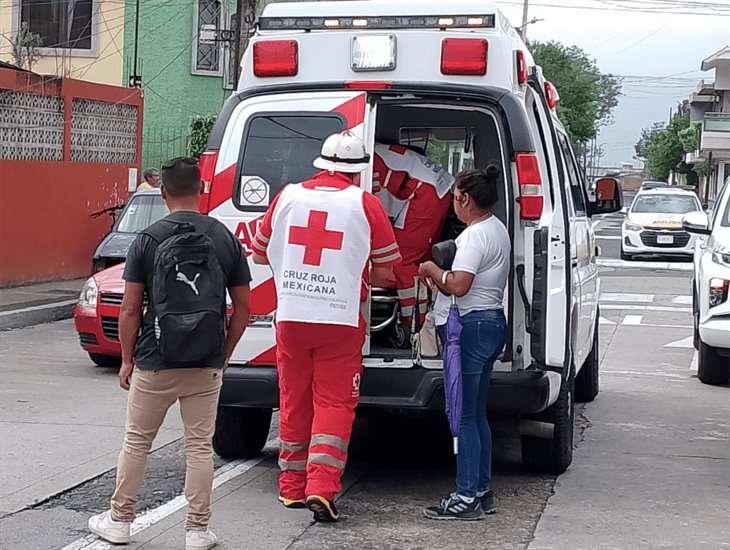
199,0,623,474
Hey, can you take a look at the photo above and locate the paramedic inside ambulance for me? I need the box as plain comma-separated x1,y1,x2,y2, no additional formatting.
419,166,510,521
251,131,401,523
372,142,454,328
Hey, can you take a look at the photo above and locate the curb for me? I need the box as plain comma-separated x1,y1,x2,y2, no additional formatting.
0,299,77,331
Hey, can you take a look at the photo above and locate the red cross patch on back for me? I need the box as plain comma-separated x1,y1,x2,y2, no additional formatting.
288,210,344,266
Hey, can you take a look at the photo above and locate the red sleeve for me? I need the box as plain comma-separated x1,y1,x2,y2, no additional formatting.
362,192,401,266
251,189,284,257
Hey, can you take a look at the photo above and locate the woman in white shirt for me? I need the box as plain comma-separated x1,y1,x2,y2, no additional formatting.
418,166,509,521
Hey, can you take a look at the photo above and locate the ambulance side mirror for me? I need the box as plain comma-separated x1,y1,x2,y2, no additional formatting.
588,177,623,216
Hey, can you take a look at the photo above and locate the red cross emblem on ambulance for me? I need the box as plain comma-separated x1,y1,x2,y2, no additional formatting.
288,210,344,266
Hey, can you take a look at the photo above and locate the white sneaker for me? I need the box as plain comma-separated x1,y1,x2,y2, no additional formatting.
88,510,131,544
186,529,218,550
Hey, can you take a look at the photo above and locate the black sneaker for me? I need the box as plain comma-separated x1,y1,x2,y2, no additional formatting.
423,494,485,521
479,490,496,514
306,495,339,523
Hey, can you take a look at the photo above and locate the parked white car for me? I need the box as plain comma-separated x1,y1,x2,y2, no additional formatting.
684,179,730,386
621,188,702,260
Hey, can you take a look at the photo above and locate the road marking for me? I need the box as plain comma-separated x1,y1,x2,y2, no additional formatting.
601,293,654,303
690,351,699,376
0,299,77,317
672,296,693,305
664,336,694,349
60,446,273,550
622,315,643,326
601,304,691,313
599,316,617,325
597,259,693,271
596,235,622,240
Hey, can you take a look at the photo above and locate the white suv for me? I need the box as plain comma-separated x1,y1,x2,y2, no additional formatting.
684,179,730,385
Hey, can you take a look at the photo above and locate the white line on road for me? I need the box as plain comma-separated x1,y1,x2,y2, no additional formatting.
60,448,272,550
597,259,693,271
671,296,693,305
601,293,654,303
599,316,617,325
690,351,699,376
664,336,694,349
601,304,691,313
622,315,643,326
595,235,622,240
0,299,77,317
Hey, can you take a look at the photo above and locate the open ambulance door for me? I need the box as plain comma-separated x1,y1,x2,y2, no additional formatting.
199,90,376,365
523,82,571,376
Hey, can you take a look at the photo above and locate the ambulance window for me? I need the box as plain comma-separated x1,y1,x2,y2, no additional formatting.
236,114,345,211
557,133,587,215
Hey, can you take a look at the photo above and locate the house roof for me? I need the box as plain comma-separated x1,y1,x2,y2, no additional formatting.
701,46,730,71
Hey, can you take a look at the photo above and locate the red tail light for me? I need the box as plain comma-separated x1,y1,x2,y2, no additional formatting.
516,153,543,220
441,38,488,76
344,80,392,90
545,80,559,109
516,50,527,85
253,40,298,77
198,150,219,213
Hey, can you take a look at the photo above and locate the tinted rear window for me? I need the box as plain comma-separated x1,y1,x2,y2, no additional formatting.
235,114,345,211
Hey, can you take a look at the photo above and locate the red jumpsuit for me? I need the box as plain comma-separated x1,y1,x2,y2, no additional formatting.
373,145,453,326
253,171,400,501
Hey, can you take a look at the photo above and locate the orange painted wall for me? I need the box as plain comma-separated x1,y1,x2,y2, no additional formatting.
0,161,133,286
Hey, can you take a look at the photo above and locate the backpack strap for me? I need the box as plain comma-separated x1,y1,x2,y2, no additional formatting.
141,219,179,244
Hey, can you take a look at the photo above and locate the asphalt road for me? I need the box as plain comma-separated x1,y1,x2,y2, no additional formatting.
0,231,728,549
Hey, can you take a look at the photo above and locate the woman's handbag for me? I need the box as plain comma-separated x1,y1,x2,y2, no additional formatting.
411,279,442,361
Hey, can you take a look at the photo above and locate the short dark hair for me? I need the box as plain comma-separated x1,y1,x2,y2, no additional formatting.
455,165,500,210
160,157,201,197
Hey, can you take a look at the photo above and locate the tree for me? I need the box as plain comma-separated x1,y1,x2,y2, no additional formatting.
531,41,621,152
635,113,694,182
6,23,43,71
188,115,217,159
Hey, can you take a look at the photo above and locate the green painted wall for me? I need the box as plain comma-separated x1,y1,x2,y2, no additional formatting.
123,0,233,170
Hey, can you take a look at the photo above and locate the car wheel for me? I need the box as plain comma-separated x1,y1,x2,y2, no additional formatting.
88,352,121,368
521,366,575,474
213,407,272,459
698,341,730,386
575,314,600,403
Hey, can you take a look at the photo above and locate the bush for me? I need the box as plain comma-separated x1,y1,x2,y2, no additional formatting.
188,115,217,160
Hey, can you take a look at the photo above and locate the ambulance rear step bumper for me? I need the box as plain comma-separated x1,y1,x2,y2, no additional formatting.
220,366,553,415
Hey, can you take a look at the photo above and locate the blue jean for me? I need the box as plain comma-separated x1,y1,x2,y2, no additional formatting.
455,309,507,498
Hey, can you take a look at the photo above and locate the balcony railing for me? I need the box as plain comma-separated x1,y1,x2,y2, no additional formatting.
703,112,730,133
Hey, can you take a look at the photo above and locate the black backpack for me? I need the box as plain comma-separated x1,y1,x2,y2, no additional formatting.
143,219,227,365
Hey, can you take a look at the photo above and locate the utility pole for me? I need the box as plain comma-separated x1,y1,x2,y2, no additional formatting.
233,0,256,89
520,0,529,42
129,0,141,87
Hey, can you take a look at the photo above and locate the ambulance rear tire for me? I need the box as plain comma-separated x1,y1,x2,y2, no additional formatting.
575,315,599,403
88,352,121,368
213,406,272,459
521,367,574,475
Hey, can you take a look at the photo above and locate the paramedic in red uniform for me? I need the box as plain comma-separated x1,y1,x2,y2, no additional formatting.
372,143,454,326
251,131,401,523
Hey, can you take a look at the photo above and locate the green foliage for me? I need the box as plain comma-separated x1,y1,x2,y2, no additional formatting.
678,121,701,154
636,114,695,181
188,115,217,160
530,41,621,148
693,160,708,177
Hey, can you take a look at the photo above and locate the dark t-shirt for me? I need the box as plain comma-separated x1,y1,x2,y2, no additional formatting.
123,211,252,370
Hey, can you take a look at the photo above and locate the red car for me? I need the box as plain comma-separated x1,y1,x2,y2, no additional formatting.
74,263,124,367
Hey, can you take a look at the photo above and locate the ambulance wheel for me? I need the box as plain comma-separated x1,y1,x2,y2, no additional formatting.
88,352,121,368
388,322,410,349
575,315,599,403
213,407,272,459
521,367,574,475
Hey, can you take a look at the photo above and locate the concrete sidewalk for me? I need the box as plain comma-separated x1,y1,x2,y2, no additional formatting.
0,279,85,330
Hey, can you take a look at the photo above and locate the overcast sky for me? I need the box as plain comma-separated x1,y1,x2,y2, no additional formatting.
494,0,730,166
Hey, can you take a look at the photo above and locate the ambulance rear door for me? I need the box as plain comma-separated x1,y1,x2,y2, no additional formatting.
200,90,376,365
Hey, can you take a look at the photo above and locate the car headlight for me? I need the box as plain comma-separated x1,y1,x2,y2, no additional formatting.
79,277,98,308
710,243,730,267
623,221,643,232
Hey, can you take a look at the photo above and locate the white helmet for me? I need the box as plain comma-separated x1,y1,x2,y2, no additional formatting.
313,131,371,174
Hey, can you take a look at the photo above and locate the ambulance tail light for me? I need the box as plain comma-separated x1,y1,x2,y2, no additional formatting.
198,150,218,213
516,153,543,220
344,80,392,90
545,80,559,109
253,40,298,77
516,50,527,85
441,38,488,76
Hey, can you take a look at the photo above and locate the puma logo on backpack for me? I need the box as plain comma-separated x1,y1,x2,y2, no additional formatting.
143,220,226,365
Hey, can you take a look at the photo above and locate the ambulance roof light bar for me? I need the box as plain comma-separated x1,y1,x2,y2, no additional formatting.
258,14,496,31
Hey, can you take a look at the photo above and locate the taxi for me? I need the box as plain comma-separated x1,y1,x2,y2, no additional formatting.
621,187,702,260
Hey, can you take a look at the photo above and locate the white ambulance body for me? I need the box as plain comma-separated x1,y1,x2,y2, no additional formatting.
199,0,623,473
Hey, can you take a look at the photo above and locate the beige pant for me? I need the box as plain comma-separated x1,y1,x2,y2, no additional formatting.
111,367,222,530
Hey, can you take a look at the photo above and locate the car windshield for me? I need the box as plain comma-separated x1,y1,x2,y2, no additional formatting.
115,195,169,233
631,194,700,215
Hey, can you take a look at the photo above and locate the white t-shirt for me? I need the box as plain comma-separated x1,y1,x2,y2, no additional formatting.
435,215,510,325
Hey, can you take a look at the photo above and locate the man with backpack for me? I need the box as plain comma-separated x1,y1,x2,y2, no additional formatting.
88,157,252,550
